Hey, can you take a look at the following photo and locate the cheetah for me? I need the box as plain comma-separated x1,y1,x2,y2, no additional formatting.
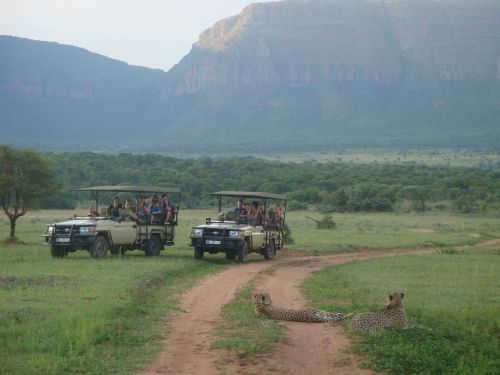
350,292,409,332
253,293,343,323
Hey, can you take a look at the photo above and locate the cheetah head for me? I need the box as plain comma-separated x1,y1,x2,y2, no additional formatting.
253,293,272,305
385,292,405,308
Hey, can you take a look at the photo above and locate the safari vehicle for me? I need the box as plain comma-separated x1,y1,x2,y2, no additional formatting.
190,191,287,262
43,186,180,258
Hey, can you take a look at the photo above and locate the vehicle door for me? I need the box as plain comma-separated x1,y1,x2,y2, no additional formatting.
250,225,265,250
108,220,137,245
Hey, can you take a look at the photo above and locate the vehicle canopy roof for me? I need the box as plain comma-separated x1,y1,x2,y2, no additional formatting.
211,191,287,201
76,186,181,194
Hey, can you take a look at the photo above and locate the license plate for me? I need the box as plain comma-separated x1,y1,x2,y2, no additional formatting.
56,238,70,243
206,239,221,245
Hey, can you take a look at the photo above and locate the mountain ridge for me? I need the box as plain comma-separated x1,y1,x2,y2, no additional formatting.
170,0,500,94
1,0,499,152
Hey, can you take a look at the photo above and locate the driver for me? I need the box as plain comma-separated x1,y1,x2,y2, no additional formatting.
109,196,122,220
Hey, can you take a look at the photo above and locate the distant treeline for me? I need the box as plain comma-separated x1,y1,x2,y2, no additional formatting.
44,152,500,214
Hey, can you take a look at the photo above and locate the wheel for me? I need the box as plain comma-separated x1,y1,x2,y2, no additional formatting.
50,245,68,258
263,239,276,260
237,241,248,263
194,247,204,259
92,236,108,258
225,252,236,261
146,235,162,256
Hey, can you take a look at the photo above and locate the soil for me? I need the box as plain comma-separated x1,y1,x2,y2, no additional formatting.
142,248,437,375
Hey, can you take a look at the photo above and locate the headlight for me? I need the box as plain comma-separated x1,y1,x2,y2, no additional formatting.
80,226,95,233
46,226,54,235
191,228,203,237
228,230,241,238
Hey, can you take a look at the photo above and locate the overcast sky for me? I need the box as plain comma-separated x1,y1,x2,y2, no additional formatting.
0,0,279,71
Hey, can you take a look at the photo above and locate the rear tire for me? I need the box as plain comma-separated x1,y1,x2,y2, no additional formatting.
146,235,162,256
237,241,248,263
92,236,108,258
194,247,204,259
263,239,276,260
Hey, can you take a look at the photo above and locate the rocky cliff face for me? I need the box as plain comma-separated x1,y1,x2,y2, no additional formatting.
1,0,499,152
171,0,500,94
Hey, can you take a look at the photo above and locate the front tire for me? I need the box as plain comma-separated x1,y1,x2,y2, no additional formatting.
92,236,108,258
225,252,236,261
238,241,248,263
146,235,162,256
50,245,68,258
194,247,204,259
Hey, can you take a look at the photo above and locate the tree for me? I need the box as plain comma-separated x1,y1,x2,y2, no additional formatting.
401,186,432,215
0,146,58,241
453,187,485,213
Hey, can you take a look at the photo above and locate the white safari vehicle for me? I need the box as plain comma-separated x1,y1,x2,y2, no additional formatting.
43,186,180,258
190,191,287,262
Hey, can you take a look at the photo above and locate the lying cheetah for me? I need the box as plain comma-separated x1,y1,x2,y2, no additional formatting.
253,293,343,323
350,292,409,332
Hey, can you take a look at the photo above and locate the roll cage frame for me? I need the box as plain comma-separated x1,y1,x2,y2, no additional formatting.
210,190,287,226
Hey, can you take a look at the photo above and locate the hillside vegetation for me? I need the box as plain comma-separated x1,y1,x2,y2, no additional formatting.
45,152,500,215
1,0,500,152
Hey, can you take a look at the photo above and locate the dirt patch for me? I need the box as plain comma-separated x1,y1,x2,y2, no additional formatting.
410,228,435,234
474,239,500,247
142,249,433,375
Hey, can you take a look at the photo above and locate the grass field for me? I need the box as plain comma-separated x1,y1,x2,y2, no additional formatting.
286,210,500,252
0,210,229,375
303,250,500,374
263,149,500,167
1,208,499,374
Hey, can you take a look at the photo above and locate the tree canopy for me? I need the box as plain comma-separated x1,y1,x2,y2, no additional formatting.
0,146,58,240
44,152,500,214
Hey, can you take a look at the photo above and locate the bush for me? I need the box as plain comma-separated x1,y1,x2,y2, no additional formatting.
317,215,336,229
287,199,307,211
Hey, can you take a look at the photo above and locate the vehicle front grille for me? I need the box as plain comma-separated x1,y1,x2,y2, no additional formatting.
54,225,80,235
204,228,225,237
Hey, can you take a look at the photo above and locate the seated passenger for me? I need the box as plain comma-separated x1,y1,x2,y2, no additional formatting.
234,200,245,214
131,195,149,224
169,204,176,223
248,201,259,224
274,204,283,227
161,193,171,223
239,203,249,223
233,200,248,222
119,198,133,220
150,194,163,224
109,196,122,220
259,204,270,227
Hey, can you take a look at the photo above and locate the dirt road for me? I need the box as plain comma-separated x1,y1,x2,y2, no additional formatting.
143,249,430,375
